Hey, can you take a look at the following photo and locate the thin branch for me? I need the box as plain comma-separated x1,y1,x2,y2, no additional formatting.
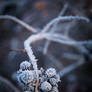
9,48,26,52
24,32,89,59
46,54,64,68
24,31,90,91
59,4,68,16
42,16,89,33
44,33,89,54
58,58,84,78
63,53,82,60
0,75,21,92
42,15,89,54
0,15,37,33
24,34,44,92
43,4,68,54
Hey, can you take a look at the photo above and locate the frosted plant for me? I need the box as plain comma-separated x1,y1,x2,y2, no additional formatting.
50,87,59,92
40,81,52,91
45,68,57,78
0,4,91,92
43,3,69,54
17,62,60,92
20,61,32,70
49,78,58,85
19,70,35,84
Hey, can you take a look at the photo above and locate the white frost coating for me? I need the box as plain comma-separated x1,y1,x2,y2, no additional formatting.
45,68,56,77
24,34,42,70
55,74,61,82
24,34,45,92
42,16,90,33
41,81,52,91
21,70,34,84
0,15,37,33
20,61,31,70
51,87,59,92
43,3,68,54
49,78,57,85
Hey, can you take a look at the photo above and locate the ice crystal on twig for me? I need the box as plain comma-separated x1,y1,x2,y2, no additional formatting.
20,61,32,70
17,62,60,92
0,4,90,92
45,68,56,78
40,81,52,91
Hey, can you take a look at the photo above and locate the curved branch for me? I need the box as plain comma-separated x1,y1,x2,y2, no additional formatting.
24,34,44,92
58,58,84,78
43,3,68,54
0,15,37,33
0,75,21,92
42,16,89,33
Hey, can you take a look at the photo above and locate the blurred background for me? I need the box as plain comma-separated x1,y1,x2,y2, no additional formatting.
0,0,92,92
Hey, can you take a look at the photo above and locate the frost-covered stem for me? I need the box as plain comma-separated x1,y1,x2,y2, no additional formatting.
42,16,89,33
24,31,90,91
44,33,89,54
43,4,68,54
59,3,68,16
24,33,45,92
24,32,89,60
42,15,89,53
63,53,82,60
58,58,84,78
0,15,37,33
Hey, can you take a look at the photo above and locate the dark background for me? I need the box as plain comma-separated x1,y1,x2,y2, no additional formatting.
0,0,92,92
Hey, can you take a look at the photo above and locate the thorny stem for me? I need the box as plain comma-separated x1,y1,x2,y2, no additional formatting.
0,15,37,33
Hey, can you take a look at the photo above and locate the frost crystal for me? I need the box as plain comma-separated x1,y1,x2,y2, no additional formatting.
20,61,31,70
51,87,59,92
45,68,56,77
55,75,61,82
20,70,34,84
49,78,57,85
41,81,52,91
17,61,60,92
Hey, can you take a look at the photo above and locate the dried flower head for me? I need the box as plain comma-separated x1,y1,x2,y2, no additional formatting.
20,70,35,84
51,87,59,92
45,68,56,78
49,78,57,85
40,81,52,91
20,61,31,70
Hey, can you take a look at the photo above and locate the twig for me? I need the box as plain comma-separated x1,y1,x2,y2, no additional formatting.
46,54,64,69
63,53,82,60
0,75,21,92
42,15,89,54
0,15,37,33
42,16,89,33
9,49,26,52
24,32,89,56
58,58,84,78
43,4,68,54
24,34,45,92
44,32,89,55
24,31,86,80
